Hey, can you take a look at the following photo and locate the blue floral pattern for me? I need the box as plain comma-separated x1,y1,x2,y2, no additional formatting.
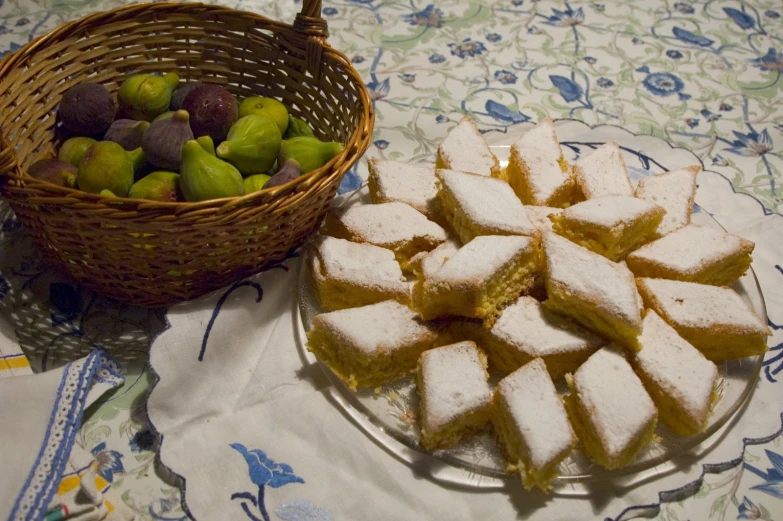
91,442,125,482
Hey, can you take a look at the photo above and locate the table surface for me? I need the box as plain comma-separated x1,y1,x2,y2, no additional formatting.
1,0,783,520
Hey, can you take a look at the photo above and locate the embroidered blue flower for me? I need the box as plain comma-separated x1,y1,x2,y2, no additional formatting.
712,154,728,166
351,56,365,64
749,48,783,72
436,115,449,124
398,73,416,83
725,129,773,156
720,103,733,111
403,4,444,28
673,2,694,14
16,18,29,27
550,75,584,102
597,77,614,88
338,169,362,195
130,430,156,452
374,139,389,149
485,100,530,124
528,25,543,35
322,7,337,15
449,38,486,58
666,49,684,59
583,56,597,64
766,10,781,19
429,53,446,64
724,7,755,30
632,37,643,45
642,72,685,97
686,118,699,128
544,6,585,27
494,69,517,84
591,4,605,12
0,26,8,36
49,283,82,326
486,33,502,43
673,26,714,47
276,500,334,521
511,0,524,5
2,215,21,232
366,78,390,100
701,109,721,122
737,496,762,519
91,442,125,482
749,449,783,499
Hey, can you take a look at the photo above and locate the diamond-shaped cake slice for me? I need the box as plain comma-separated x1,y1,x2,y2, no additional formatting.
416,341,492,450
525,206,563,234
626,224,754,286
634,166,699,237
367,159,444,225
632,310,718,436
415,235,540,325
549,195,666,261
493,358,577,491
505,118,576,207
307,300,447,391
323,202,448,269
543,232,644,350
636,278,770,361
482,296,605,378
436,169,538,244
574,142,634,199
565,347,658,469
309,236,410,311
436,116,500,177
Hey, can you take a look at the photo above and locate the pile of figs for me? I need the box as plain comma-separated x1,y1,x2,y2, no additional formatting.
30,72,344,202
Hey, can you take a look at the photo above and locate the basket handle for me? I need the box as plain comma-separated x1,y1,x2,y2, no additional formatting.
292,0,329,80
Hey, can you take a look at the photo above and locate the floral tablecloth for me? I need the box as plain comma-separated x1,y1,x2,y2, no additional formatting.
1,0,783,519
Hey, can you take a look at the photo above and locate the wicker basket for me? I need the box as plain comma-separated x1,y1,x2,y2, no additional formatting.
0,1,373,307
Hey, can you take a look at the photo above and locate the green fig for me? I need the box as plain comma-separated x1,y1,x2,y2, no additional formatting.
180,140,244,202
197,135,215,155
238,97,289,135
28,159,77,188
215,115,282,175
99,189,117,198
153,111,175,123
129,171,181,202
118,72,179,121
243,174,271,194
104,120,150,151
128,147,147,173
283,115,314,139
279,136,343,174
58,137,97,167
77,141,134,196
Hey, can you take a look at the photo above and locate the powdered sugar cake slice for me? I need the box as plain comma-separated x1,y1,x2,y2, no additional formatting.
307,300,445,391
493,358,577,491
635,166,699,237
436,117,500,177
484,296,604,378
574,142,634,199
408,238,461,279
505,118,576,207
323,201,448,269
543,232,644,349
565,347,658,469
636,278,770,361
549,195,666,261
415,235,540,324
525,206,562,234
367,159,443,224
416,341,492,450
626,224,754,286
309,236,410,311
436,169,537,244
632,310,718,436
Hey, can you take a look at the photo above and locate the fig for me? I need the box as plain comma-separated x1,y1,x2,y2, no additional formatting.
129,171,181,202
104,119,150,151
215,115,281,175
197,135,215,155
128,147,147,174
283,115,314,139
58,82,117,137
238,96,289,135
264,159,301,189
141,110,194,170
243,174,271,194
118,72,179,121
58,137,97,167
180,84,238,142
28,159,77,188
279,136,343,174
153,111,174,123
77,141,134,196
170,82,202,110
180,140,244,202
100,189,117,198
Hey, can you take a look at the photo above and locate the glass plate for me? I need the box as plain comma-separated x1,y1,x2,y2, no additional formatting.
296,144,767,491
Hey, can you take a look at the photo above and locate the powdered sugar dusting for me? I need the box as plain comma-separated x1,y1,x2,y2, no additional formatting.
313,236,407,292
420,341,491,431
369,159,440,218
635,166,698,236
438,169,537,236
575,142,634,198
438,118,496,177
525,206,562,233
498,359,574,469
561,195,662,229
514,119,571,201
574,347,656,458
409,238,461,278
334,202,448,247
518,118,563,159
635,311,718,419
433,235,534,284
314,300,437,355
544,232,643,325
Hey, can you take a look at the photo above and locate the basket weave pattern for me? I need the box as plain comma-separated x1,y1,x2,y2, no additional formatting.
0,1,373,307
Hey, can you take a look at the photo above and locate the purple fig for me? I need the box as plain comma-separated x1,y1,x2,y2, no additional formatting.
104,119,150,151
170,82,202,110
28,159,77,188
58,82,117,137
141,110,194,170
264,159,301,188
180,84,238,142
